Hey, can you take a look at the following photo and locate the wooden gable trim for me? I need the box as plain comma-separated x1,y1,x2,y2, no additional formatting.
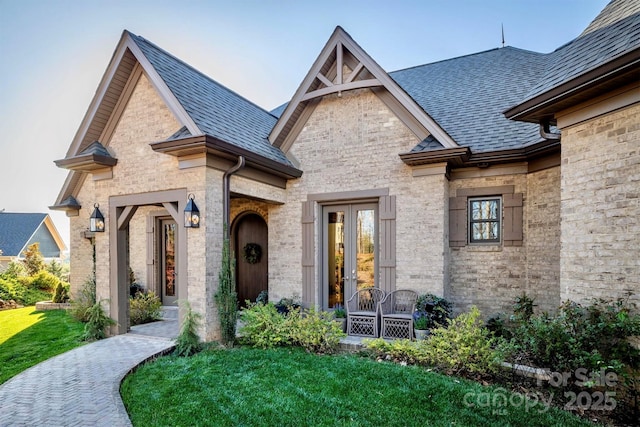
53,30,202,209
269,26,458,150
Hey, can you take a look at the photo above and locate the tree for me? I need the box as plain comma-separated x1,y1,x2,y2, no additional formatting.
22,243,45,276
215,228,238,346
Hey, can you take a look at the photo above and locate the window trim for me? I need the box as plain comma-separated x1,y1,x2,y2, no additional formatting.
468,196,502,244
449,185,523,248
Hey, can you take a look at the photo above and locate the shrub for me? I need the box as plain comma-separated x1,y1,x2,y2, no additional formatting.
415,293,452,328
0,276,50,306
52,282,70,303
288,307,345,353
174,301,202,357
129,292,161,325
256,290,269,305
1,260,26,278
82,299,116,341
501,297,640,373
214,232,237,346
240,303,345,353
364,338,430,365
423,306,499,376
274,296,301,314
29,271,61,291
70,275,96,322
239,302,290,348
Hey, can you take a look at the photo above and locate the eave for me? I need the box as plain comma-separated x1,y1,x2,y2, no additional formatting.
399,147,471,167
54,153,118,172
49,195,81,214
150,135,303,180
504,48,640,124
400,139,560,168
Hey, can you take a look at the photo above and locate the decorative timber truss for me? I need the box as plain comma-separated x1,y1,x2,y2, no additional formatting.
269,26,457,153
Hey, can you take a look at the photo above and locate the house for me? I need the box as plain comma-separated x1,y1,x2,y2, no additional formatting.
0,212,67,270
52,0,639,340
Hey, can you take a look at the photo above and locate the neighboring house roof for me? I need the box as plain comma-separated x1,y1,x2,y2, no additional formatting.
390,47,549,153
0,213,66,258
505,0,640,122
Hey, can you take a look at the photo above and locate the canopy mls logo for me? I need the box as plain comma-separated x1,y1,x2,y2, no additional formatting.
463,368,618,415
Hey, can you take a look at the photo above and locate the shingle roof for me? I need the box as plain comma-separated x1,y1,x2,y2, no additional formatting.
519,0,640,105
128,33,293,167
390,47,549,153
0,213,46,257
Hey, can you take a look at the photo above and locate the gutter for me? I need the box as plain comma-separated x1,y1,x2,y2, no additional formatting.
539,120,561,141
223,156,245,238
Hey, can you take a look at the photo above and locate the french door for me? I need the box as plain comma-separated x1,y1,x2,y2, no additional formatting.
323,203,377,309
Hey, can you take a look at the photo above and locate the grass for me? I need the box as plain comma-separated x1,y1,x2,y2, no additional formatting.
0,307,85,384
121,347,592,427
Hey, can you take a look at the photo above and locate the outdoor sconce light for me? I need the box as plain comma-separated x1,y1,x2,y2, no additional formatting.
184,193,200,228
90,203,105,232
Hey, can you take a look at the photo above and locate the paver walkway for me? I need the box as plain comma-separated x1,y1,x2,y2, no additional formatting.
0,320,178,427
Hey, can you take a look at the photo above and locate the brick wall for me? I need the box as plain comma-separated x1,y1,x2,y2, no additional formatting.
269,89,448,306
448,175,528,316
560,103,640,306
526,166,561,311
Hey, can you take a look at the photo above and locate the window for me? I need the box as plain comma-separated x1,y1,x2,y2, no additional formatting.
468,197,501,243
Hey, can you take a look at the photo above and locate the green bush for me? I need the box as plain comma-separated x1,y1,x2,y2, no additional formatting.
501,297,640,373
28,271,61,291
364,338,430,365
239,302,291,348
1,260,26,278
82,299,116,341
414,293,452,328
52,282,70,303
174,301,202,357
0,276,51,305
288,307,345,354
423,306,499,376
240,303,345,353
129,292,161,325
70,275,96,322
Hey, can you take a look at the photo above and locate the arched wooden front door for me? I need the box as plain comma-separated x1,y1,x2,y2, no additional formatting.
233,213,268,306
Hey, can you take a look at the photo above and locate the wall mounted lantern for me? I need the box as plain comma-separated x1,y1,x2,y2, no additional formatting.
90,203,105,232
184,193,200,228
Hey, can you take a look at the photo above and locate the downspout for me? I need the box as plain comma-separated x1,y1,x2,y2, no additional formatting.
223,156,245,239
540,120,561,140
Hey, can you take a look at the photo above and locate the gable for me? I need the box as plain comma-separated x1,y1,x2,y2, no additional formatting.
0,213,65,257
53,31,300,213
269,26,457,154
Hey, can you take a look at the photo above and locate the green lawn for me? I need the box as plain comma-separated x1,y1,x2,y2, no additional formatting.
0,307,85,384
121,347,592,427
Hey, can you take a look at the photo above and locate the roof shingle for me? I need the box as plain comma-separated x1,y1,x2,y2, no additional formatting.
390,47,549,153
128,33,293,167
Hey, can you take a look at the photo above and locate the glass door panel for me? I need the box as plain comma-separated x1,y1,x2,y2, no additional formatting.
326,208,346,308
161,220,177,305
354,208,375,290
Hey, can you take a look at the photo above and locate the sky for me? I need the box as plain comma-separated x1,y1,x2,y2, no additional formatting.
0,0,609,249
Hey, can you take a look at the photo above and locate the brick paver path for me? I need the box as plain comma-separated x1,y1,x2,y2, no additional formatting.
0,323,176,427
